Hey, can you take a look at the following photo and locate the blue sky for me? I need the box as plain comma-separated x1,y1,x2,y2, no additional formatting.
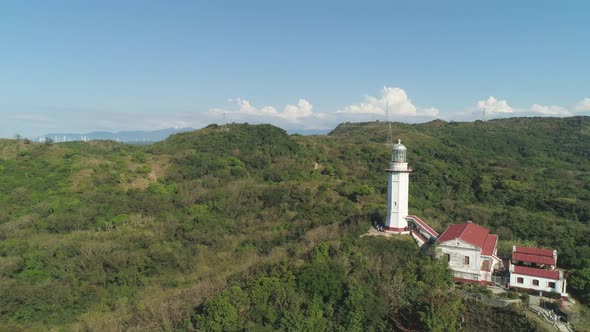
1,0,589,137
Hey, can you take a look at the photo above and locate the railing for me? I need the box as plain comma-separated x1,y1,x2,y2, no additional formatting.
453,271,480,281
528,304,573,332
406,215,439,238
410,229,428,243
492,275,509,287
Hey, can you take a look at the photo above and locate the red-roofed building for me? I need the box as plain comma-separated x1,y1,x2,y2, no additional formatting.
512,246,557,267
436,221,501,284
481,234,498,256
377,140,569,297
509,246,567,297
514,246,555,258
513,266,560,280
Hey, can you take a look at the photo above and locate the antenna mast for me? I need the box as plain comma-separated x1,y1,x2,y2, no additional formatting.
386,103,393,146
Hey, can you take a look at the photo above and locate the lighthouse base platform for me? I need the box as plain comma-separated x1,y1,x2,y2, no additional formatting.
383,226,410,235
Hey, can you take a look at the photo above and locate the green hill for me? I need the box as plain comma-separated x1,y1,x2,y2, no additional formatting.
338,117,590,264
0,118,589,330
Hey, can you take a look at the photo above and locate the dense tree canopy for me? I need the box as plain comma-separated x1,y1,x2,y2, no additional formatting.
0,116,589,330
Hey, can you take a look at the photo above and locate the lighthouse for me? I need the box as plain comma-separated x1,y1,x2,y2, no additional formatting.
384,139,411,234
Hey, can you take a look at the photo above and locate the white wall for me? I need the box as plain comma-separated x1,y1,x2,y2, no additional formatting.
438,240,486,282
509,272,566,296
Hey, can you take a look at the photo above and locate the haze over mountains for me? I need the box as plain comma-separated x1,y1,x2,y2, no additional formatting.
35,128,194,143
34,127,330,143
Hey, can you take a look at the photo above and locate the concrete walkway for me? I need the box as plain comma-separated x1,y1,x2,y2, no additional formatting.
487,285,507,295
528,296,572,332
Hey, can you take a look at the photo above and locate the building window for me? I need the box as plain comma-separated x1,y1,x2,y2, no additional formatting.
532,279,539,286
548,282,556,288
464,256,470,266
517,277,524,284
445,254,450,263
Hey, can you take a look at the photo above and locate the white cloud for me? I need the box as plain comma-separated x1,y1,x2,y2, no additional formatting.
207,87,439,130
7,91,589,138
471,96,587,119
236,99,279,117
282,99,314,120
529,104,572,116
574,98,590,112
337,86,439,117
455,96,584,122
477,96,513,114
418,107,440,117
209,98,315,124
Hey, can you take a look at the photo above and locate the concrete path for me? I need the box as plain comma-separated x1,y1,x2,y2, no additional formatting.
528,296,572,332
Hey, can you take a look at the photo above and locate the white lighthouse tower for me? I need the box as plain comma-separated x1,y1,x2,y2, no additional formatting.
384,139,411,234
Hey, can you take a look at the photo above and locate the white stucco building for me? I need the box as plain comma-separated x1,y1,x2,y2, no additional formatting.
384,140,411,234
436,222,501,284
509,246,567,298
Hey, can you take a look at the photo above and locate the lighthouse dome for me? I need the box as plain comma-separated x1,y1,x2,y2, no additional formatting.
392,139,407,162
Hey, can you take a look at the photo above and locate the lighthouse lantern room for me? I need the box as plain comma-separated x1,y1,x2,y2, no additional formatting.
384,139,411,234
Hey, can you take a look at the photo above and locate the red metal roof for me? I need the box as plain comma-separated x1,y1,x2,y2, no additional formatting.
481,234,498,256
437,222,490,248
406,215,439,237
513,266,560,280
512,246,556,265
512,253,556,265
514,246,554,257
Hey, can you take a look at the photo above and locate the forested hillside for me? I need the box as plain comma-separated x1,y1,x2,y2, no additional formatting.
331,117,590,265
0,117,589,331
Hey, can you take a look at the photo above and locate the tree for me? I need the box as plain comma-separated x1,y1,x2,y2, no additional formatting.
419,292,464,332
194,287,245,332
569,268,590,304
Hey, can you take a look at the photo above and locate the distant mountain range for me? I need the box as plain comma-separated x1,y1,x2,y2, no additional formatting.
37,128,195,143
36,126,330,143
